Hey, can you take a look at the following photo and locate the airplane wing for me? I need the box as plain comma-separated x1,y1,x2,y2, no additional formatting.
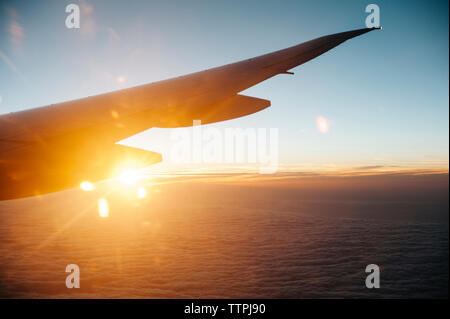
0,27,380,200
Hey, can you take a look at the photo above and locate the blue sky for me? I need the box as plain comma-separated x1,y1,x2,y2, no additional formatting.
0,0,448,172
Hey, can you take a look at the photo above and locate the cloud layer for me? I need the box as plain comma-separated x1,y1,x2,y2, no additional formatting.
0,173,447,298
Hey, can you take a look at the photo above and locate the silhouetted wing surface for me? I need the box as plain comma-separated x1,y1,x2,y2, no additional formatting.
0,27,379,200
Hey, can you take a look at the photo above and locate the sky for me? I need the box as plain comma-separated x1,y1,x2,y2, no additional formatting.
0,0,448,173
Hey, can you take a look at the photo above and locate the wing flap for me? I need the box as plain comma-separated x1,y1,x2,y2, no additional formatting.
152,94,270,127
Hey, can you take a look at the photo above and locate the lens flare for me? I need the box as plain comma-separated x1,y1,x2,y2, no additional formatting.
80,181,94,191
316,116,330,134
137,187,147,199
98,198,109,218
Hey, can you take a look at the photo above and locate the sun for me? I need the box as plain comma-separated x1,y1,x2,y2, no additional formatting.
117,169,141,185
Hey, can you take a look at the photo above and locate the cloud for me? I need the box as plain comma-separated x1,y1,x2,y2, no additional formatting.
352,165,387,171
0,171,447,298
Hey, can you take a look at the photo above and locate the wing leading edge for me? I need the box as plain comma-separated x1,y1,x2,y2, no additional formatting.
0,27,380,200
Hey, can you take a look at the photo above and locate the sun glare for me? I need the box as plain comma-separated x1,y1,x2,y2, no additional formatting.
98,198,109,217
117,169,141,185
137,187,147,199
80,181,94,191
